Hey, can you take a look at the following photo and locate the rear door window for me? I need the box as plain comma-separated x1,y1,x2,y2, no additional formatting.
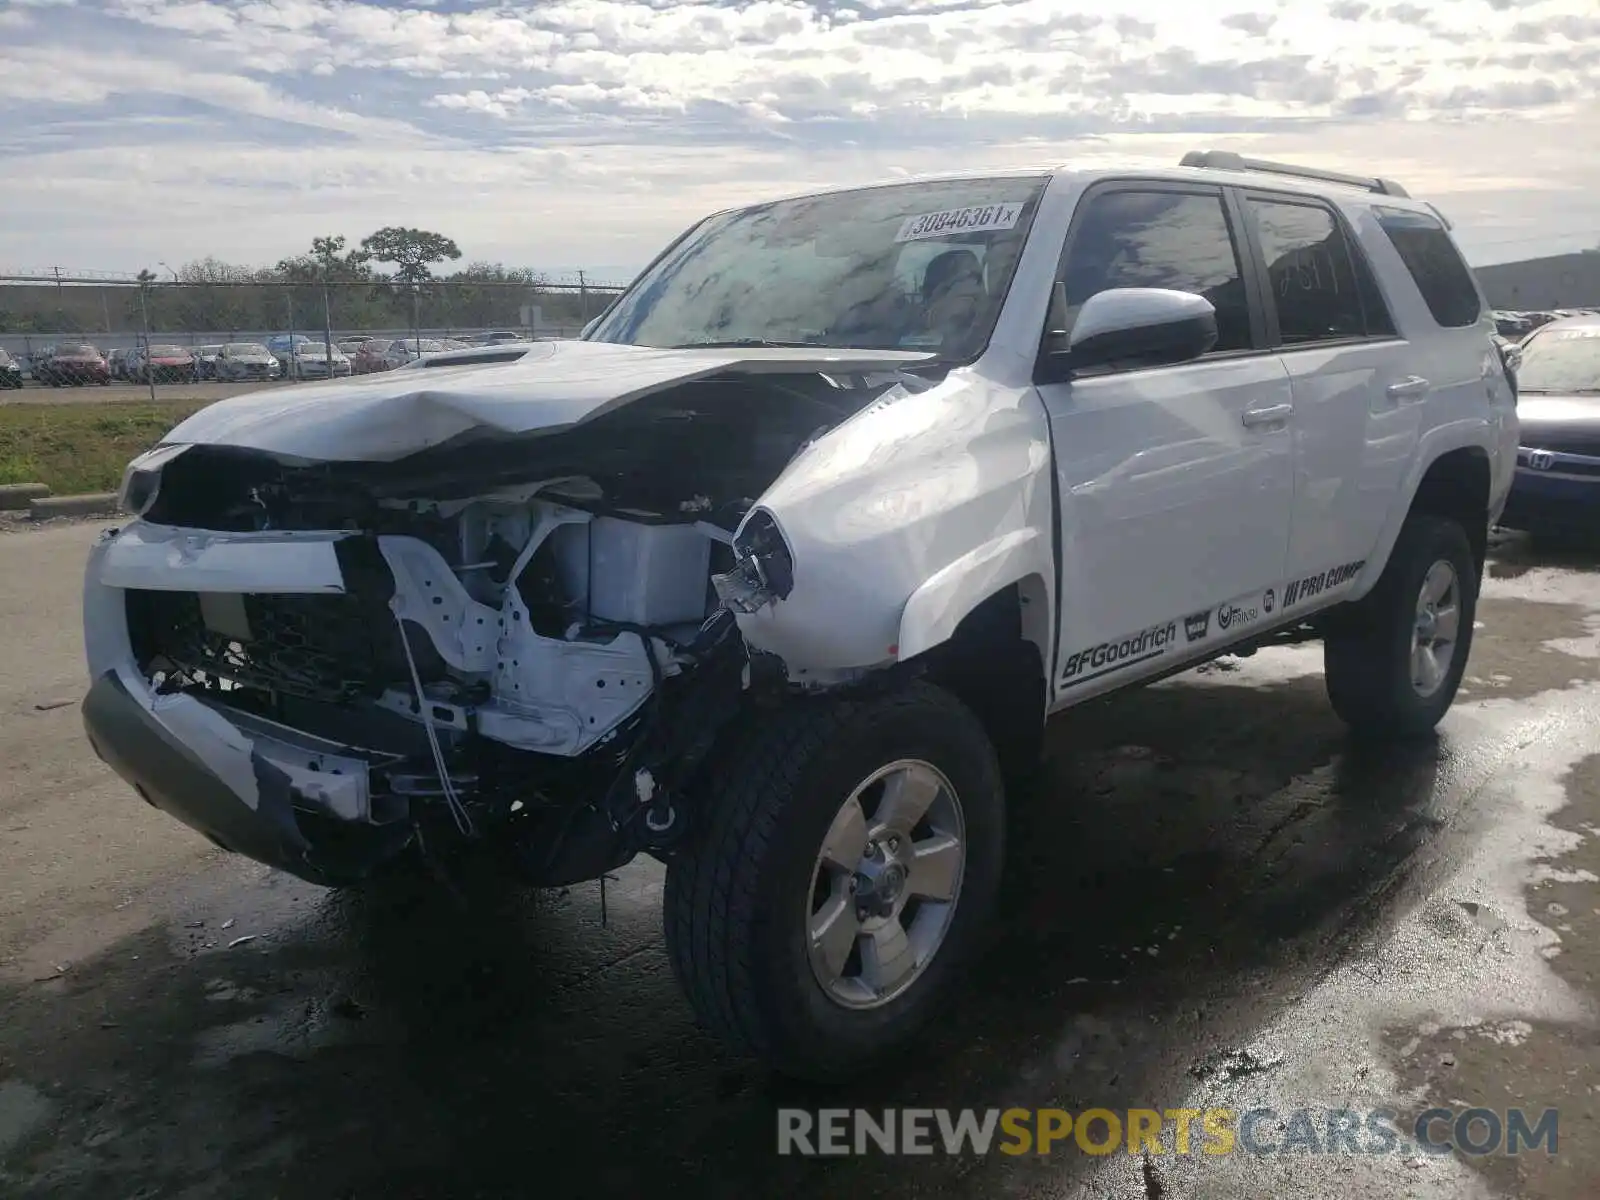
1374,207,1482,328
1245,197,1395,344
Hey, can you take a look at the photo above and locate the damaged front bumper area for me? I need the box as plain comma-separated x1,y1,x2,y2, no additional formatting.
80,513,747,888
79,480,761,883
81,670,414,886
82,525,432,884
81,366,910,887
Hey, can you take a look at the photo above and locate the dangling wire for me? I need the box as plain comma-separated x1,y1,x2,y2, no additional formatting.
390,602,476,838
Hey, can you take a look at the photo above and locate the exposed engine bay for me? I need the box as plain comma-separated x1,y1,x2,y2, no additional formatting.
112,371,901,885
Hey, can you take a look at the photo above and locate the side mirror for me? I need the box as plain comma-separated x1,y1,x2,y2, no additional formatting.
1048,286,1218,371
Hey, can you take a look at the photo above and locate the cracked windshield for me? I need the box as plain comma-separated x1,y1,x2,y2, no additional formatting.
590,177,1046,359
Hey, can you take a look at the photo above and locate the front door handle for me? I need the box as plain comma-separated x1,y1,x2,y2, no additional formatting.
1241,403,1293,428
1387,375,1431,403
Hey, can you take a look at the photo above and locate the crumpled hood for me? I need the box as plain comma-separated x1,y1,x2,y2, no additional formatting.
158,339,934,462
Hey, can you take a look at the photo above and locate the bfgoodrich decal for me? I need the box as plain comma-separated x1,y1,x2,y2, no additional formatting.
1283,559,1365,608
1062,620,1176,688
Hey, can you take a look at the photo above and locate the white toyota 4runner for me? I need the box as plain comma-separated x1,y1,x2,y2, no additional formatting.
82,151,1516,1079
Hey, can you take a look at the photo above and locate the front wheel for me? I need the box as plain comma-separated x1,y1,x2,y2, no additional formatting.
664,681,1005,1080
1324,513,1479,739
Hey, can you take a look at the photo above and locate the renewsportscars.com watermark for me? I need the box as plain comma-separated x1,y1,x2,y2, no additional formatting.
777,1107,1559,1158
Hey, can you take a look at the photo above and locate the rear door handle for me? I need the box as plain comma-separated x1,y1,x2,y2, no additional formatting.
1241,403,1293,428
1387,376,1431,403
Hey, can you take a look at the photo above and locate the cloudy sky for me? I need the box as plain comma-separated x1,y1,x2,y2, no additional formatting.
0,0,1596,283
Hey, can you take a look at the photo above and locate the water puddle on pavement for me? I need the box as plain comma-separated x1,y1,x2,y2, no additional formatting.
1071,668,1600,1199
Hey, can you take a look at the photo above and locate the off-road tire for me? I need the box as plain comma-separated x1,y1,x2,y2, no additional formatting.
664,680,1005,1081
1324,513,1478,738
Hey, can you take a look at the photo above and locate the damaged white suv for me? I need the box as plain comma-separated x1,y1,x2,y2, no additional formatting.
82,151,1516,1079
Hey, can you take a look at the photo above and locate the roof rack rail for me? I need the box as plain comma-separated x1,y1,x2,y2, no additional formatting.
1178,150,1410,199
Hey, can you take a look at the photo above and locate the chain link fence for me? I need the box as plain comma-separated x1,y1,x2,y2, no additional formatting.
0,273,628,392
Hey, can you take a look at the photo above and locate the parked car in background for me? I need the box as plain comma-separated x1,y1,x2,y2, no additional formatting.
139,345,197,384
214,342,282,383
286,341,352,380
26,346,55,379
347,339,394,374
0,349,22,389
383,337,448,368
195,345,225,381
265,334,311,375
1498,313,1600,540
1492,311,1532,340
42,343,111,386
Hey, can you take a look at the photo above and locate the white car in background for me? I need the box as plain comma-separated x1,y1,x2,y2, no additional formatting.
287,341,352,380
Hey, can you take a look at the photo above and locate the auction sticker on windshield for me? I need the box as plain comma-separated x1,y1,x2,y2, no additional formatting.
896,203,1024,243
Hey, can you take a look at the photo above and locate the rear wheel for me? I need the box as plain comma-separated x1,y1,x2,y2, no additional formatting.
664,681,1005,1080
1324,514,1478,738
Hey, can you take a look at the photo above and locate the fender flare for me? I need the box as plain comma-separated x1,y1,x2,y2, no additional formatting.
895,527,1054,662
1350,418,1498,601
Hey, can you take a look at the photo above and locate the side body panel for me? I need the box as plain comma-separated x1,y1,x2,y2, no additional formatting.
1333,203,1516,603
1040,355,1296,699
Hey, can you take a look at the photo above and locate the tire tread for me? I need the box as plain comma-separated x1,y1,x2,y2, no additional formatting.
664,681,994,1068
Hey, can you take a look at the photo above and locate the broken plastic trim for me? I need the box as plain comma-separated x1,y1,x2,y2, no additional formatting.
712,509,794,614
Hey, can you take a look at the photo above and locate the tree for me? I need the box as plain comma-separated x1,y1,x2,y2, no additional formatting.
275,234,371,285
359,227,462,285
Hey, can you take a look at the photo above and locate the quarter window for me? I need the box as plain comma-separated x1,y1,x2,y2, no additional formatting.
1060,190,1252,353
1374,207,1482,328
1247,199,1387,344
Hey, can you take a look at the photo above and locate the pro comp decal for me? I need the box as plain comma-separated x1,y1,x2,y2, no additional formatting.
1283,559,1365,608
1062,620,1176,688
895,203,1024,243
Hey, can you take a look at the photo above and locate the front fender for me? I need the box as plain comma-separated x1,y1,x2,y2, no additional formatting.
896,528,1052,661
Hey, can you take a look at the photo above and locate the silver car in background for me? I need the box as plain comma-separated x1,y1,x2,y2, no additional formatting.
214,342,283,383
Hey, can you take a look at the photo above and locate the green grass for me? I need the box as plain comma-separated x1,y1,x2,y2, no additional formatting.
0,401,208,495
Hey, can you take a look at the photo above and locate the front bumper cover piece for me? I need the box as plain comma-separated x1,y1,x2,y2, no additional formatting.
81,671,411,886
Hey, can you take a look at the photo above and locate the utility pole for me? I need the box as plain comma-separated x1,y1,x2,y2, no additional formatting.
322,267,335,382
285,291,297,381
137,279,156,402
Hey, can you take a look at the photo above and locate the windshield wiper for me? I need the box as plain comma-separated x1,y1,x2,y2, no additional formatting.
668,338,827,349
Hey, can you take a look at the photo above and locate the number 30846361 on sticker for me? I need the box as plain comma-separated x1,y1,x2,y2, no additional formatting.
895,204,1024,243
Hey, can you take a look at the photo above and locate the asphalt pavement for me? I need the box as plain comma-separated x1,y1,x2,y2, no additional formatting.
2,521,1599,1199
